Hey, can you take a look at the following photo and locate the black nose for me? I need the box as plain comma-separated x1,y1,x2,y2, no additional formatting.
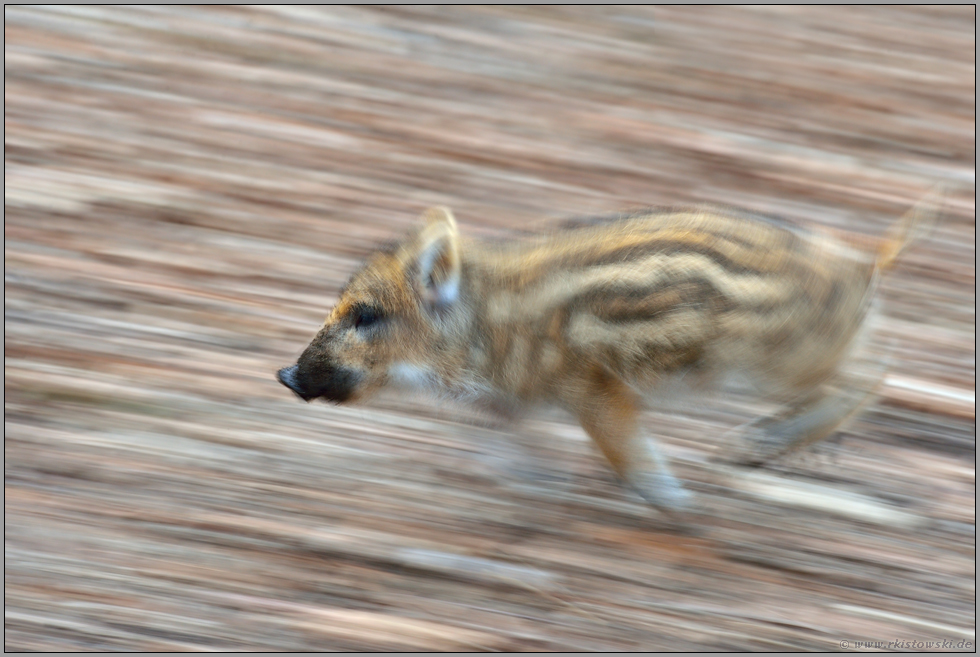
277,365,312,401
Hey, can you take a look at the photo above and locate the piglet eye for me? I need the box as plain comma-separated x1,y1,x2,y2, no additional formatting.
354,308,382,330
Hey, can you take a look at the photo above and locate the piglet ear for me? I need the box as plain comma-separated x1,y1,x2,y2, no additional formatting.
413,206,461,308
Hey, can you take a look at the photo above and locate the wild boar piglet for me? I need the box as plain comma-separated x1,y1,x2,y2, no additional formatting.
278,191,940,511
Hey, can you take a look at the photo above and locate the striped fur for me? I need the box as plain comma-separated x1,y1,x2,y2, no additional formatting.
278,194,939,511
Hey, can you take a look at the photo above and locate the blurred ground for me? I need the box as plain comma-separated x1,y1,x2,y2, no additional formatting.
4,5,976,651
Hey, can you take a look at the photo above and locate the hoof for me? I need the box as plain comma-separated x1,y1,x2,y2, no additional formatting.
629,471,694,513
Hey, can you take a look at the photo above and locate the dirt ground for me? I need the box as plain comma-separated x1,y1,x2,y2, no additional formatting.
4,6,975,651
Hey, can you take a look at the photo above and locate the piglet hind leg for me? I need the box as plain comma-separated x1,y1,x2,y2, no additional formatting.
733,353,890,467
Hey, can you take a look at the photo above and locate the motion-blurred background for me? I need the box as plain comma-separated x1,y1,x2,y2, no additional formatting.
5,6,975,651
